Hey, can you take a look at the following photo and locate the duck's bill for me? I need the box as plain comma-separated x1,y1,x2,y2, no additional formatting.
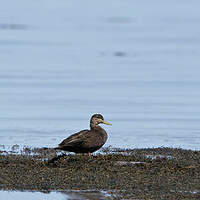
102,120,112,125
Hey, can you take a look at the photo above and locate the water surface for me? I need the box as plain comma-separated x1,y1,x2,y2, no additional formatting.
0,191,109,200
0,0,200,151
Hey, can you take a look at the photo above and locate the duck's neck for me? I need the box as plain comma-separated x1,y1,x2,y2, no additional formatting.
90,123,102,130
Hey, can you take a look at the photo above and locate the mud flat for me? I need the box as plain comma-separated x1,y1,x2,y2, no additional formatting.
0,147,200,199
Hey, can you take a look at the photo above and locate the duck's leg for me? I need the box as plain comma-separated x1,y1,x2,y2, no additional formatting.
88,152,91,157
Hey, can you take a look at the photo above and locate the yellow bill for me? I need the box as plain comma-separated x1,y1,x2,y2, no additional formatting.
102,120,112,125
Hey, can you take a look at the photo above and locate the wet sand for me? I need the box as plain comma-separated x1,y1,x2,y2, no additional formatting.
0,147,199,199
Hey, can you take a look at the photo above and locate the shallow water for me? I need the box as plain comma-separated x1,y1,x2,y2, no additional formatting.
0,191,67,200
0,0,200,153
0,191,110,200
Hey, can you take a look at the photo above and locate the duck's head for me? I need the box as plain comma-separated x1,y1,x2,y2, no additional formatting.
90,114,112,128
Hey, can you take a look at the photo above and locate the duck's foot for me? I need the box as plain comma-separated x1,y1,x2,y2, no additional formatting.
88,152,91,157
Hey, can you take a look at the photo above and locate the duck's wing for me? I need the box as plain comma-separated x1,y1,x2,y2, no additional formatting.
58,129,90,148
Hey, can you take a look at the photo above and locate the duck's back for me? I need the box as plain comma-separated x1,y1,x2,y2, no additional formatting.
57,126,107,153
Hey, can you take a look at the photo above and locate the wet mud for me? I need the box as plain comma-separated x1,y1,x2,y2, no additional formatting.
0,147,200,199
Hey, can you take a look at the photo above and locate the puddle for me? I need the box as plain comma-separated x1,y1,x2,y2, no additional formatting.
0,190,112,200
0,191,65,200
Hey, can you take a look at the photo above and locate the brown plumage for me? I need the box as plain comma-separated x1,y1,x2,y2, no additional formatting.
55,114,112,155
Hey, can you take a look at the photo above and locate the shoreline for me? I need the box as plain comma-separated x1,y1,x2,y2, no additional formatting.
0,147,199,199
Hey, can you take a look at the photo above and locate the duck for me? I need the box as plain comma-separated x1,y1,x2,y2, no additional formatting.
55,114,112,156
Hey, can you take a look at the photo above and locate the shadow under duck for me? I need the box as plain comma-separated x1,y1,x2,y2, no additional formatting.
55,114,112,156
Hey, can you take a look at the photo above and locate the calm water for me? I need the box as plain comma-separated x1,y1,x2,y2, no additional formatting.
1,0,200,153
0,190,110,200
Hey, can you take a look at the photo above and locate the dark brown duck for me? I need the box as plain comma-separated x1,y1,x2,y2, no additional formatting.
55,114,112,156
